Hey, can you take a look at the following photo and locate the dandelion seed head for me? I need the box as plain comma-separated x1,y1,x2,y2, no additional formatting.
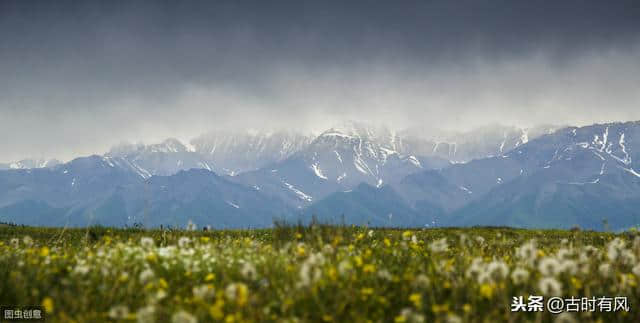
108,305,130,320
171,310,197,323
22,236,33,247
240,261,257,280
136,305,156,323
538,257,561,276
554,312,577,323
429,238,448,253
487,260,509,280
178,237,191,248
140,237,154,249
192,284,215,300
538,277,562,296
511,268,530,284
599,263,612,277
139,268,155,283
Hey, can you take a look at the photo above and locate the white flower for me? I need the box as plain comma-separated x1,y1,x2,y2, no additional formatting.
475,236,485,245
429,238,449,253
556,248,572,259
140,237,154,249
298,262,312,287
367,230,374,238
240,261,257,280
158,246,177,258
171,310,197,323
178,237,191,248
538,257,561,276
22,236,34,247
377,269,392,281
413,274,430,288
192,284,215,300
465,258,485,280
10,238,19,248
515,240,537,265
598,263,612,277
108,305,130,320
633,236,640,251
578,245,600,266
458,234,468,246
487,260,509,280
338,260,352,276
225,283,248,303
632,263,640,277
621,250,637,266
399,308,425,323
137,305,156,323
511,268,530,284
74,265,90,275
558,259,577,275
151,290,167,303
606,238,625,261
554,312,577,323
445,314,462,323
139,268,155,283
538,277,562,296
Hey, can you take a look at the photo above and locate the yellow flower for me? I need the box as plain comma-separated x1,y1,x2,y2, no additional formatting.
205,273,216,282
295,233,303,239
226,283,249,307
363,264,376,274
145,253,157,262
354,256,363,267
328,267,337,281
431,303,449,314
158,278,168,289
200,236,210,243
236,284,248,307
479,283,494,299
42,297,54,313
570,277,582,289
409,293,422,309
402,231,412,239
39,247,50,257
297,245,306,257
463,304,472,313
209,299,225,320
361,287,374,296
322,314,333,322
394,315,407,323
384,238,392,247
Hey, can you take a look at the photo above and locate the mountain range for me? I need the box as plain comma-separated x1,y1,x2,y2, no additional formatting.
1,121,638,230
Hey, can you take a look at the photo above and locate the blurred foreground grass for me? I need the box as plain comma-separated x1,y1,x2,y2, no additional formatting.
1,224,639,322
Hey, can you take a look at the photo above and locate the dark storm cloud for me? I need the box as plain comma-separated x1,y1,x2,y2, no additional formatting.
1,0,640,161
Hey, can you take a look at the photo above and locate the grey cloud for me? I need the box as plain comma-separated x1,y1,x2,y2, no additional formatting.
1,0,639,162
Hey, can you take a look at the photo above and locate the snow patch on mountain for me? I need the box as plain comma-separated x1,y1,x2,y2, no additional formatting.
311,163,328,180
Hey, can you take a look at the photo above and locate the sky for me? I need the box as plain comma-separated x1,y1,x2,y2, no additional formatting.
1,0,640,162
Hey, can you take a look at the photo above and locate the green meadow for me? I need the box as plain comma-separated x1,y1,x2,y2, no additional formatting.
1,225,639,322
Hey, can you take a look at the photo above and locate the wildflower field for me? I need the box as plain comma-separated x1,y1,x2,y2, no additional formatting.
1,225,639,323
